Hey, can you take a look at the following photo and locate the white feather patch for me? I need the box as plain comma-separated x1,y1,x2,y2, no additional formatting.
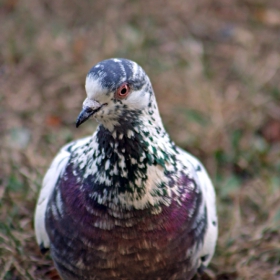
177,147,218,266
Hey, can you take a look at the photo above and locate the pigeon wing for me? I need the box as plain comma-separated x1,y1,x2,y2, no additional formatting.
34,137,91,252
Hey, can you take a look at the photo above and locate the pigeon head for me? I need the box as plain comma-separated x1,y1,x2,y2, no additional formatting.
76,58,157,131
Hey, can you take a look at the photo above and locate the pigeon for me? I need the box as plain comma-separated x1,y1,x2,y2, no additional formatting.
34,58,218,280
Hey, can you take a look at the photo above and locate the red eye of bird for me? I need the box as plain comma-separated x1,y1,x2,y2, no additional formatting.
115,83,130,99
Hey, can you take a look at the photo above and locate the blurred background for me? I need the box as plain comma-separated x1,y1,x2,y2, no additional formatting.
1,0,280,279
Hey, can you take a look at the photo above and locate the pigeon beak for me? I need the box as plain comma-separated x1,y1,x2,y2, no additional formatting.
76,99,103,128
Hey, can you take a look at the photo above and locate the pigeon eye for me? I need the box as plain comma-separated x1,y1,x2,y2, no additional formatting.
115,83,130,99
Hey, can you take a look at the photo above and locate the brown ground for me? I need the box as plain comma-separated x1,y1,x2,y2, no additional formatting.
1,0,280,279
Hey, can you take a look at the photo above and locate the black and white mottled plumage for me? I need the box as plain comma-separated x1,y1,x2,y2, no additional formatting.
34,58,218,280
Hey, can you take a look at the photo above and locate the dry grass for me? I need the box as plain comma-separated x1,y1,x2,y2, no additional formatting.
1,0,280,279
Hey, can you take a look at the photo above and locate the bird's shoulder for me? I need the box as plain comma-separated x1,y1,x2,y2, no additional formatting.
34,135,92,250
175,146,214,193
176,146,218,262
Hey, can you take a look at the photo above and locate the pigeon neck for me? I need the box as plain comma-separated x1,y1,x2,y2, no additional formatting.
95,114,175,170
86,122,177,208
80,111,178,208
71,99,179,209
